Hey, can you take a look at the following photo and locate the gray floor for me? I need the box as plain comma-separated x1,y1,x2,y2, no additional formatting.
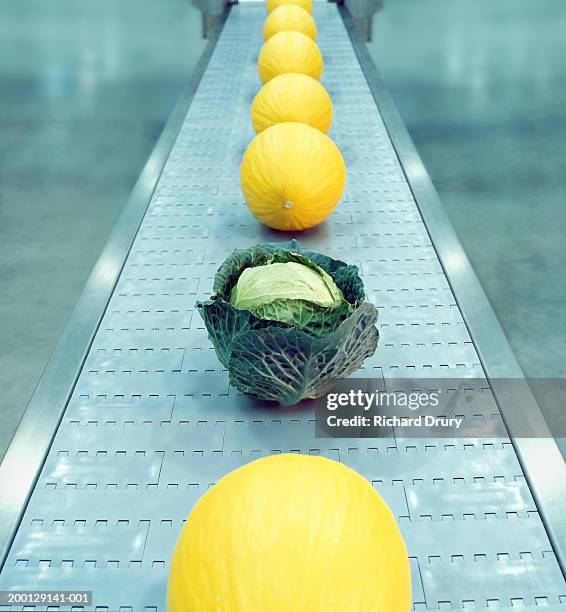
368,0,566,449
0,0,564,461
0,0,205,461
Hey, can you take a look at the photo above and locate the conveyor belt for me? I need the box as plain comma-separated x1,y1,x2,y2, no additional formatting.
1,3,565,610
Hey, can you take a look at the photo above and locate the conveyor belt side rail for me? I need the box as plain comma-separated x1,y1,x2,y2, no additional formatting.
0,10,232,571
339,5,566,576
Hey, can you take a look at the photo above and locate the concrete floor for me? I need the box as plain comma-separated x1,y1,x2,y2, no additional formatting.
0,0,564,460
368,0,566,450
0,0,205,461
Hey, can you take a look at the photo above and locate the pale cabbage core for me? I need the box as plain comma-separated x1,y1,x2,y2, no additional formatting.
230,261,341,311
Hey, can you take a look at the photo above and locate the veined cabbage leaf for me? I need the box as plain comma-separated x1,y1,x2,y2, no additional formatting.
196,240,379,405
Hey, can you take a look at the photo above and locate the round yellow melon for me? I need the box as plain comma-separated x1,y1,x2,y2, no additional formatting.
258,31,322,84
240,122,346,231
251,74,332,134
167,454,411,612
266,0,312,14
263,5,317,41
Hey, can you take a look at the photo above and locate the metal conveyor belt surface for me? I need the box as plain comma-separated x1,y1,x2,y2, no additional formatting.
1,4,565,610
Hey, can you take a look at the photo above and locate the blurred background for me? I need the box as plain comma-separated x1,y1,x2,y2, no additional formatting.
0,0,564,460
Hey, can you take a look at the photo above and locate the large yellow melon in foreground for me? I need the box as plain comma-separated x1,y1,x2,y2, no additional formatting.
240,122,346,231
258,31,322,84
167,454,411,612
251,73,332,134
263,5,317,41
266,0,312,14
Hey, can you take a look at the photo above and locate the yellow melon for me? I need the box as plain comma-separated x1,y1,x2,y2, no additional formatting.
240,122,345,231
167,454,411,612
266,0,312,14
251,73,332,134
258,31,322,84
263,5,317,41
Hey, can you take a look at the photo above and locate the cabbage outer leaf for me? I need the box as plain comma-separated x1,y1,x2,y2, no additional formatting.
229,302,379,405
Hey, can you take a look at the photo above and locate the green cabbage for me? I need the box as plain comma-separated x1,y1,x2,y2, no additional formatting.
196,241,379,405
